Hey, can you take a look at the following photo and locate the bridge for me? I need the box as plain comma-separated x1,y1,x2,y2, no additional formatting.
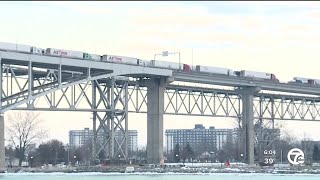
1,50,320,168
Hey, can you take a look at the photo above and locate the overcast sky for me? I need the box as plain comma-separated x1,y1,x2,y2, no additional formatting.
1,1,320,147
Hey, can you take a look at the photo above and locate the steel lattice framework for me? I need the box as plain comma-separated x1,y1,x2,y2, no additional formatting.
9,80,320,160
0,53,171,163
10,80,320,121
3,61,320,162
91,78,128,160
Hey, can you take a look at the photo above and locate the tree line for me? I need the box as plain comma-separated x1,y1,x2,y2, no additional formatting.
5,139,93,167
4,111,95,167
5,111,320,167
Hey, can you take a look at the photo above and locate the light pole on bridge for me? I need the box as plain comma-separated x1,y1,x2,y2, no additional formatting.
154,51,181,70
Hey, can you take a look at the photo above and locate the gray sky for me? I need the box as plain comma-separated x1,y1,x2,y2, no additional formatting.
1,1,320,147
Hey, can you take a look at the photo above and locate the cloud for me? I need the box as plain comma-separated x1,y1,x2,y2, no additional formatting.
125,2,320,51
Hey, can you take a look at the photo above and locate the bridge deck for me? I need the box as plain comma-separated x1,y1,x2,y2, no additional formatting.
0,50,172,78
173,72,320,96
2,50,320,96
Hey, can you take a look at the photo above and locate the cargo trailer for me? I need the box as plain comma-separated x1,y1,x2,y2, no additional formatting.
102,55,138,65
0,42,31,53
150,60,180,70
195,65,230,76
45,48,83,59
239,70,278,81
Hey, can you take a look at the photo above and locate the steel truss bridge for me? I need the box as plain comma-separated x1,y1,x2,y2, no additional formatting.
1,50,320,168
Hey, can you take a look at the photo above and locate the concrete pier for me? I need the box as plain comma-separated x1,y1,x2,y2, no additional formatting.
146,78,167,164
239,87,261,165
0,114,4,170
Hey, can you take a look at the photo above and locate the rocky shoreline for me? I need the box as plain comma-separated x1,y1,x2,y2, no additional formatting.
3,165,320,175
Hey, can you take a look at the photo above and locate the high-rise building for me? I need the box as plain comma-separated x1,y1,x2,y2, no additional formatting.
69,128,138,153
69,128,92,148
165,124,233,154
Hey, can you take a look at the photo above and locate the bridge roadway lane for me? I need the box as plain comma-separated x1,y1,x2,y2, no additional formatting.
0,50,172,77
1,49,320,96
173,71,320,96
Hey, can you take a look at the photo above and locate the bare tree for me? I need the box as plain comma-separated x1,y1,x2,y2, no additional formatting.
6,111,47,166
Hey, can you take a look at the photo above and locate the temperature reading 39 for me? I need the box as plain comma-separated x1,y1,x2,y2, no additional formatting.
264,158,276,165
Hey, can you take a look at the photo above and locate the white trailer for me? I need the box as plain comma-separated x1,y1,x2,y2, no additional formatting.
240,70,272,79
293,77,310,84
314,79,320,85
195,65,230,75
0,42,31,53
45,48,83,59
102,55,138,65
83,53,101,61
150,60,180,70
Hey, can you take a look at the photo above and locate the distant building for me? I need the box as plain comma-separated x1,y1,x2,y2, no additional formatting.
69,128,92,148
69,128,138,153
165,124,233,154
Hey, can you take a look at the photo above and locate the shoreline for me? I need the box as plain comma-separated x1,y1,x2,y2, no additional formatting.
3,165,320,175
2,172,320,176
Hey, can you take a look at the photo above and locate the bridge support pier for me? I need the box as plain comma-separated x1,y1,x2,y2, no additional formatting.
0,59,3,170
146,77,169,164
239,87,261,165
91,78,129,163
0,114,4,170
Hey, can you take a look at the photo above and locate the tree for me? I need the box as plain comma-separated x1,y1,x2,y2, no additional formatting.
5,146,16,167
181,143,194,164
73,145,91,165
37,139,66,165
313,144,320,162
136,147,147,164
37,143,50,164
173,143,180,163
218,141,240,162
6,111,47,166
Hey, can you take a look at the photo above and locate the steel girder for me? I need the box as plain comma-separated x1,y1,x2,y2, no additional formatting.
11,82,320,153
127,84,320,121
8,75,320,121
4,67,320,163
91,78,128,161
0,61,123,113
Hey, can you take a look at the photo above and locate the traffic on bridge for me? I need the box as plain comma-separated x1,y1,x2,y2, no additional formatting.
1,41,320,90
